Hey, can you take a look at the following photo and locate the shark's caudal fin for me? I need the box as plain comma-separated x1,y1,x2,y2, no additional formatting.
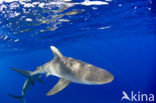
11,67,43,85
10,67,35,85
50,46,63,59
10,67,32,77
8,94,26,103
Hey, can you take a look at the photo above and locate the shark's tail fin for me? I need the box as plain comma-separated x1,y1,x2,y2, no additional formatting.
10,67,32,77
10,67,43,85
10,67,35,85
8,94,26,103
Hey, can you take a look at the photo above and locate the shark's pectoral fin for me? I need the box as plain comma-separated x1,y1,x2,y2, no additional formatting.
46,78,71,96
46,73,51,77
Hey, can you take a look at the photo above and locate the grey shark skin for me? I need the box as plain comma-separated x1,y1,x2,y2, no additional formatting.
9,67,43,103
32,46,114,96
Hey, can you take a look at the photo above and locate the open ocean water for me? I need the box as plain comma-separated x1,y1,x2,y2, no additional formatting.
0,0,156,103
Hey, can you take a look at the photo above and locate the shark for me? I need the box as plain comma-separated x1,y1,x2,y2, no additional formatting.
9,67,43,103
11,46,114,96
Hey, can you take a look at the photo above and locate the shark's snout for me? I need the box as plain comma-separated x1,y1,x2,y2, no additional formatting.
96,70,114,84
106,72,114,83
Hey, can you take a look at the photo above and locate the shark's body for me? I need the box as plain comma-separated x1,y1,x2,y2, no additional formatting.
10,46,114,96
32,46,114,95
37,56,113,85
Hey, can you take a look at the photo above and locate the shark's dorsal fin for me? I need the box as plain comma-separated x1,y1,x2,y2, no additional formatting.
46,78,71,96
50,46,63,59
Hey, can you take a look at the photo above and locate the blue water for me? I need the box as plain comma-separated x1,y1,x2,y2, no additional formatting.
0,0,156,103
